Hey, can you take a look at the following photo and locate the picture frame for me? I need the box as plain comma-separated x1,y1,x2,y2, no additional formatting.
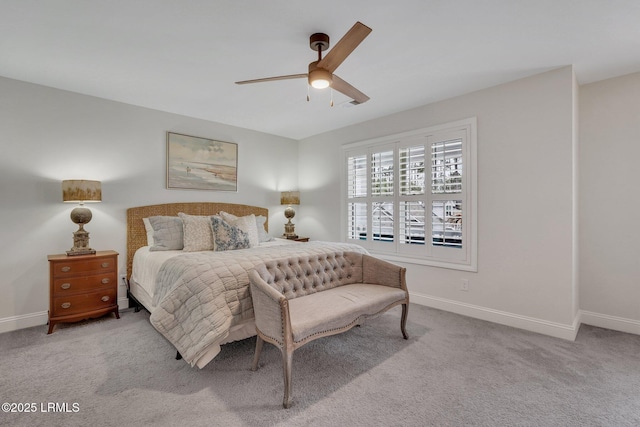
166,132,238,191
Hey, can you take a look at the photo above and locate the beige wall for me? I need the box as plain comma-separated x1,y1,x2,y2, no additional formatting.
299,67,579,338
3,67,639,338
579,72,640,334
0,76,298,331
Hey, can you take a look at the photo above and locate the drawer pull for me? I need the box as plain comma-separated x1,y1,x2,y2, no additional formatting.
101,262,110,268
61,266,71,272
61,302,71,309
101,278,110,284
101,296,110,302
61,283,71,290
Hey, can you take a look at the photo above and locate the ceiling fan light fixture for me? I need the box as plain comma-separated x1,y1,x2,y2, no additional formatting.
308,66,332,89
235,22,371,104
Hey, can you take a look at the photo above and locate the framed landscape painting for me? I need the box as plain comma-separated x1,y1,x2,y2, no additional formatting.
166,132,238,191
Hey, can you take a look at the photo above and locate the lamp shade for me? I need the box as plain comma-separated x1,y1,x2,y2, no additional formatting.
62,180,102,203
280,191,300,206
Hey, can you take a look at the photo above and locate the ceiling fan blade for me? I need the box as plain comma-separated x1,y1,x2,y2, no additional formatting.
235,74,307,85
331,75,370,104
317,21,372,73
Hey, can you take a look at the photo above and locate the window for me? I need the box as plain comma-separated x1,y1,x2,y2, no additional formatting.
342,118,477,271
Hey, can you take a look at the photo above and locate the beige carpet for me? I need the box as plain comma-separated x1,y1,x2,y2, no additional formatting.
1,304,640,426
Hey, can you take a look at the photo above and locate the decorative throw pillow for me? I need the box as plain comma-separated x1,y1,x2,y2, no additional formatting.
211,216,250,251
220,211,272,244
143,217,154,246
178,212,214,251
219,211,239,222
219,212,259,247
148,216,184,251
255,215,274,242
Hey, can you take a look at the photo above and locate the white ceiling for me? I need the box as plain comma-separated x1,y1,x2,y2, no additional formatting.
2,0,640,140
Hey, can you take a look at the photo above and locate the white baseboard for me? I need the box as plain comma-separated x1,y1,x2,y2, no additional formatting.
409,291,581,341
580,310,640,335
0,298,131,334
3,297,638,339
0,311,48,334
117,296,130,311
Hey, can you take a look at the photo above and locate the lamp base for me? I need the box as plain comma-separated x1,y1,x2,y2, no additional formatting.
283,220,297,239
66,248,96,256
67,227,96,256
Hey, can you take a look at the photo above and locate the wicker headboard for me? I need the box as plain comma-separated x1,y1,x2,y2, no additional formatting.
126,202,269,279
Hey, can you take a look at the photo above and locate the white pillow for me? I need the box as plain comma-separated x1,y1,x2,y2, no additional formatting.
178,212,215,251
255,215,273,242
219,211,259,247
219,211,239,222
143,218,154,246
232,214,260,247
220,211,272,247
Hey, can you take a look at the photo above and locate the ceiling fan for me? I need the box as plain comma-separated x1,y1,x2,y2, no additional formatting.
235,21,372,105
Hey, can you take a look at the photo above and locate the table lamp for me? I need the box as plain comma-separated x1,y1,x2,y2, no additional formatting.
62,180,101,256
280,191,300,239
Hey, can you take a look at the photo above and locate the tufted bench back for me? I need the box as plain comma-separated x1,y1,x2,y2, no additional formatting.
253,251,364,299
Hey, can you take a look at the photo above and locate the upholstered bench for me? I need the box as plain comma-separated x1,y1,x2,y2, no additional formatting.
248,251,409,408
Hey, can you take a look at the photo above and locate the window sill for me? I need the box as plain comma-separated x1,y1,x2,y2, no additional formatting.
368,250,477,272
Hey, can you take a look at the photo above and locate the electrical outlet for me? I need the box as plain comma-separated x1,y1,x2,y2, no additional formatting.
119,274,128,287
461,279,469,292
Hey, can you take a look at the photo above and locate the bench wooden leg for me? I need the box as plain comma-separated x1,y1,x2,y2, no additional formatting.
401,303,409,340
252,335,264,371
282,349,293,409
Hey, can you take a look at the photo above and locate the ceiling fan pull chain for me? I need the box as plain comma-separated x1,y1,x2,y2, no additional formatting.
307,84,310,102
330,87,334,107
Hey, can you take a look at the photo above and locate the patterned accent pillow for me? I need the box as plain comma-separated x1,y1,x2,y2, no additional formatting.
148,216,184,251
178,212,214,251
219,211,271,244
211,216,250,251
219,212,259,247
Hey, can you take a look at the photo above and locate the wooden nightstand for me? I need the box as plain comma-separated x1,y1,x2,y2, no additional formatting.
47,250,120,334
284,236,309,242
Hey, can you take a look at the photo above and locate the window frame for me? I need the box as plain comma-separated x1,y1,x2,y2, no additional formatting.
341,117,477,272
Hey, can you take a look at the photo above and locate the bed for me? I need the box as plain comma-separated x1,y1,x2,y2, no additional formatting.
126,202,367,368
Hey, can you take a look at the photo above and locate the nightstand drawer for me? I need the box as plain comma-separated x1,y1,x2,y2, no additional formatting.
51,288,117,317
52,257,116,277
52,273,116,296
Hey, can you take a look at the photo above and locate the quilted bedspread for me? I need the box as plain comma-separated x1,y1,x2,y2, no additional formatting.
149,241,367,366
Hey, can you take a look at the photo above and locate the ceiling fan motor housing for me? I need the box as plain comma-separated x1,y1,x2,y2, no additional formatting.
309,33,330,51
308,61,332,88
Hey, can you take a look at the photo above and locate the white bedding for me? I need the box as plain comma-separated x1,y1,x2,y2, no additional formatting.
131,238,295,312
131,239,367,368
130,238,301,367
131,248,181,309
